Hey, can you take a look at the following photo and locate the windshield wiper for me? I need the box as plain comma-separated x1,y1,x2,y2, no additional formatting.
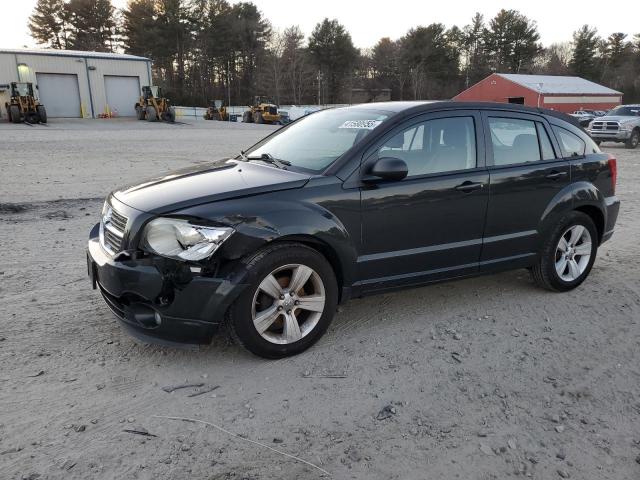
246,153,291,169
238,150,249,161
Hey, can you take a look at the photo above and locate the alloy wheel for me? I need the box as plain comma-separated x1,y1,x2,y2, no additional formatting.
251,264,326,345
555,225,592,282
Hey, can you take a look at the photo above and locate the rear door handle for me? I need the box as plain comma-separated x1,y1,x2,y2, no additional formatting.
455,181,484,193
546,170,568,180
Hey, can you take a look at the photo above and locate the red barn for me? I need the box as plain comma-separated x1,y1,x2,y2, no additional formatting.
453,73,622,113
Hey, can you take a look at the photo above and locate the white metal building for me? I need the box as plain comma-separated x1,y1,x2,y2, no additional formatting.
0,48,151,119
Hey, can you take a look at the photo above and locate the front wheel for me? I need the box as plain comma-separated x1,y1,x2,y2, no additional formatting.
146,106,157,122
625,129,639,149
37,106,47,123
226,243,338,358
531,211,598,292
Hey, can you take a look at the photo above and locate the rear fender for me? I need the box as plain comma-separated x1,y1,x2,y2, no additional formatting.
538,180,606,246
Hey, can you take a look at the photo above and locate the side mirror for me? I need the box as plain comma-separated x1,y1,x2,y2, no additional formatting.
365,157,408,182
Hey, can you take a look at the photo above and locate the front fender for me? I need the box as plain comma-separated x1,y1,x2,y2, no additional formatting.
174,193,359,290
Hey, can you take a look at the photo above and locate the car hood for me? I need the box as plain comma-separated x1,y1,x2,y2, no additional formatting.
112,159,311,214
595,115,636,123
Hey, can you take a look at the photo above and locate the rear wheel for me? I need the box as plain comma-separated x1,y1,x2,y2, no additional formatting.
255,112,264,124
531,211,598,292
226,243,338,358
242,111,253,123
135,105,145,120
36,106,47,123
625,129,639,149
10,105,21,123
146,106,157,122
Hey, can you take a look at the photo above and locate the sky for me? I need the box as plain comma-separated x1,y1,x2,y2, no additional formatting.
1,0,637,50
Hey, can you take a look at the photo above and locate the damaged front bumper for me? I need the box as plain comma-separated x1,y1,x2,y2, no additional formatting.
87,224,249,345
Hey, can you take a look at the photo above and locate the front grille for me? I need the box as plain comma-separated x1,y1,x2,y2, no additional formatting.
100,206,128,255
590,121,619,132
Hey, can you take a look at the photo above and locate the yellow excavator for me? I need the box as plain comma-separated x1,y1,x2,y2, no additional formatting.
242,96,281,124
135,86,175,123
5,82,47,124
203,99,228,121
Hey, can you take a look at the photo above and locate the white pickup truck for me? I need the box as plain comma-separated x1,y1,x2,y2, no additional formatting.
586,105,640,149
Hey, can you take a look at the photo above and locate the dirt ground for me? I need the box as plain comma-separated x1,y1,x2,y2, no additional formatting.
1,118,639,480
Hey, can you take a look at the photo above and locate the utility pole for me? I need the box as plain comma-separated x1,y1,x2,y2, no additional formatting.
317,70,322,106
227,60,231,122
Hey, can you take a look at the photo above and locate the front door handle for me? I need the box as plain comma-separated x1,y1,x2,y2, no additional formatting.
455,181,484,193
546,170,568,180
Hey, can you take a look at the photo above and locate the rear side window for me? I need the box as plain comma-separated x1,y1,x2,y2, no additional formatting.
553,127,586,157
489,118,541,165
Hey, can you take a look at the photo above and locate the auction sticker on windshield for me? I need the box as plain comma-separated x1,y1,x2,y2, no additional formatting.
339,120,383,130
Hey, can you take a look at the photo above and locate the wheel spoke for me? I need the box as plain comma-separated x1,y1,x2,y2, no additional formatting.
574,242,592,256
556,256,568,276
296,294,325,313
283,311,302,342
288,265,313,293
259,274,282,299
253,304,280,334
567,259,580,280
569,225,585,246
557,236,569,253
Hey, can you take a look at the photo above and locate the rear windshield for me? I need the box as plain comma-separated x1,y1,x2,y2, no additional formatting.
248,108,390,172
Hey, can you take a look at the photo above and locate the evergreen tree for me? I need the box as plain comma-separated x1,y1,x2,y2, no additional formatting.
65,0,116,52
308,18,358,103
484,9,541,73
28,0,68,49
569,25,600,80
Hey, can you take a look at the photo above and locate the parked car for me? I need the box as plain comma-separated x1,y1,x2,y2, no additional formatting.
570,110,595,127
586,104,640,148
87,102,620,358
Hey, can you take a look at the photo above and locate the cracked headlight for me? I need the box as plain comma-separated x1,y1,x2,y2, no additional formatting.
142,218,234,261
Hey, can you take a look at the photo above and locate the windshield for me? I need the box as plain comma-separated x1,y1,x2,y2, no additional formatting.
14,83,30,96
606,106,640,117
248,108,390,172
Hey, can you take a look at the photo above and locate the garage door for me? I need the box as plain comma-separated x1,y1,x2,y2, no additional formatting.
104,76,140,117
36,73,81,118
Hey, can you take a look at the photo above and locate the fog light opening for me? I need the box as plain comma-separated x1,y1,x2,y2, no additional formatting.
154,311,162,326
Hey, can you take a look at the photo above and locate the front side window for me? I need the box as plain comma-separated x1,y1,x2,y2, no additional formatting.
249,107,389,172
377,117,476,177
553,127,586,157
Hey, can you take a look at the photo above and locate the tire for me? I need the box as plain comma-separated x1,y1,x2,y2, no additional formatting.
146,106,157,122
135,106,145,120
10,105,21,123
226,243,338,358
625,129,639,149
37,106,47,123
163,106,176,123
242,111,253,123
255,112,264,124
531,211,598,292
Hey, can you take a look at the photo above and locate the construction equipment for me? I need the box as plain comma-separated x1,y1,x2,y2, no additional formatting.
135,86,176,123
203,99,228,121
242,96,281,124
5,82,47,124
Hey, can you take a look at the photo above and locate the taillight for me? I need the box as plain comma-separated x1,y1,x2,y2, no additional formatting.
607,154,617,194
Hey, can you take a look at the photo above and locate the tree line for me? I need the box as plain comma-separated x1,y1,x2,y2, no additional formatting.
29,0,640,106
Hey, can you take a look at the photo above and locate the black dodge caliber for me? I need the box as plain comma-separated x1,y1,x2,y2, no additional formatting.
87,101,620,358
